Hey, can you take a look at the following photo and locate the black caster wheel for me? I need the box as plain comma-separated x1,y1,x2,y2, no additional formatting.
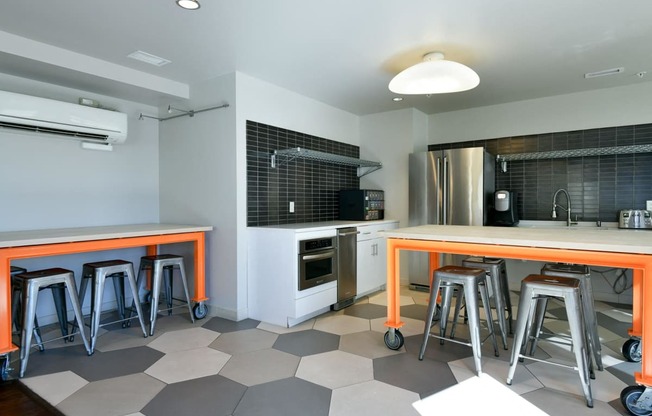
0,355,8,381
621,385,652,416
193,303,208,320
68,336,74,343
623,339,643,363
384,329,404,350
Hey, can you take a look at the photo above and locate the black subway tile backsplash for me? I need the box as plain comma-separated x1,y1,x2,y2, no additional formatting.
430,123,652,222
247,120,360,226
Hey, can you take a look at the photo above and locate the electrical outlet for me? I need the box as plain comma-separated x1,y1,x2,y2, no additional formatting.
289,201,295,213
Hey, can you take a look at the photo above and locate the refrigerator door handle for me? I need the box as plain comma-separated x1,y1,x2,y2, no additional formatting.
436,157,442,224
443,155,448,224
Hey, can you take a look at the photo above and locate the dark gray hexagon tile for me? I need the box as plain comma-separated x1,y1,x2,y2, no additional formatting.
373,351,457,398
234,377,331,416
21,344,164,381
273,329,340,357
141,374,247,416
402,333,473,363
343,302,387,320
400,303,429,321
202,317,260,333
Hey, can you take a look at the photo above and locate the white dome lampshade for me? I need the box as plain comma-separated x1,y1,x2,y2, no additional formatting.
388,52,479,95
176,0,200,10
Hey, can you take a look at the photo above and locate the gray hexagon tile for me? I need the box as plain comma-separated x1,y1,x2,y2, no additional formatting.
329,380,421,416
339,330,403,359
234,377,331,416
219,348,299,386
201,317,260,333
146,327,219,353
209,328,278,355
273,329,340,356
313,314,370,335
296,350,373,389
21,370,88,406
145,346,230,384
342,302,387,319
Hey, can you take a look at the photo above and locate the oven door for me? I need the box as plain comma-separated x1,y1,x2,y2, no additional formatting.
298,248,338,291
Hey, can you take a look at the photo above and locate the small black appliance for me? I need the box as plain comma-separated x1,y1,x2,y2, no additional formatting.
338,189,384,221
490,190,519,226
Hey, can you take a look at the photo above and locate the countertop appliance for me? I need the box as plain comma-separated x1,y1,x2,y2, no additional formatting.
298,235,338,291
489,190,519,226
338,189,384,221
408,147,495,289
332,227,358,310
619,209,652,229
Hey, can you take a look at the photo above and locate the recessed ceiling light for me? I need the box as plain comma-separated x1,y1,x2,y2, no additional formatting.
584,67,624,79
176,0,200,10
127,50,171,67
392,97,403,102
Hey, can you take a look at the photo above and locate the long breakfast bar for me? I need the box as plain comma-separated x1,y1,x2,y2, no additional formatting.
382,224,652,391
0,223,213,356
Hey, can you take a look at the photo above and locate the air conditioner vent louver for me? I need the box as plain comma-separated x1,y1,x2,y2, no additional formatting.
0,120,110,142
0,90,127,144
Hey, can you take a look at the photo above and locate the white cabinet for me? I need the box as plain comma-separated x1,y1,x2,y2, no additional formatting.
356,221,398,296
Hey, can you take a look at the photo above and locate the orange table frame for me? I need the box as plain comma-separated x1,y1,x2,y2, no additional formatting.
385,238,651,387
0,230,207,355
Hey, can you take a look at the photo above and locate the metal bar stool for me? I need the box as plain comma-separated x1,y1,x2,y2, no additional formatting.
507,274,593,408
135,254,194,336
533,263,603,371
419,265,499,376
78,260,148,354
11,266,72,343
13,268,91,377
462,256,513,350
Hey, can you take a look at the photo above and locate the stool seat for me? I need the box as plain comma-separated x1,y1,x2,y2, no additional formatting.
507,274,593,408
136,254,194,335
419,265,499,376
79,259,148,353
13,268,91,377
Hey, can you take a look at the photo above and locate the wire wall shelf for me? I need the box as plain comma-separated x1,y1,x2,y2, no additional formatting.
271,147,382,177
496,143,652,172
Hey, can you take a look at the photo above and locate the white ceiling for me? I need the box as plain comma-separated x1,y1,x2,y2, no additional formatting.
1,0,651,115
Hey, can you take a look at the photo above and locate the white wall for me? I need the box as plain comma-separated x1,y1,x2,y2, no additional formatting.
1,74,160,323
159,73,238,319
430,82,652,143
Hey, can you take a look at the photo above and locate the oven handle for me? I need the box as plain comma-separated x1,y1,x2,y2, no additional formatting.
338,231,360,237
301,252,335,261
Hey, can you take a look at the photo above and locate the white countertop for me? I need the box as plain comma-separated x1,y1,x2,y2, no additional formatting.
381,224,652,255
249,219,398,232
0,223,213,248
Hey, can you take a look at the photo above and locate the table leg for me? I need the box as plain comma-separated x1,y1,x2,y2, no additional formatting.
0,255,17,355
635,263,652,386
385,239,403,330
192,233,207,303
630,269,643,338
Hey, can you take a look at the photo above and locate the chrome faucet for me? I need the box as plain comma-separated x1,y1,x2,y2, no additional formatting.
552,188,574,226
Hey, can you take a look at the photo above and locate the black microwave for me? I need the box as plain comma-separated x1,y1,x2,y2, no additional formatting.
338,189,384,221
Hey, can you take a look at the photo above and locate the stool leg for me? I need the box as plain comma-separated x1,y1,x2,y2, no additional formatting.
507,284,535,385
438,284,455,345
419,275,442,360
110,273,126,325
11,287,22,333
500,264,514,334
177,260,195,323
163,266,173,316
31,316,45,352
149,263,164,336
449,286,464,340
527,296,549,356
70,275,90,336
19,282,40,378
89,271,107,354
490,271,509,350
479,281,499,357
463,281,486,375
565,292,593,408
125,264,148,338
62,274,91,356
50,284,70,341
580,278,603,371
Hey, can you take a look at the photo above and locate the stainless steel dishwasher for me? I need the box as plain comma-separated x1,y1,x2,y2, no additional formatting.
332,227,358,310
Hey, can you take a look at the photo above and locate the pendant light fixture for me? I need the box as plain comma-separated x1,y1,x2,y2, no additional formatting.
389,52,479,95
176,0,200,10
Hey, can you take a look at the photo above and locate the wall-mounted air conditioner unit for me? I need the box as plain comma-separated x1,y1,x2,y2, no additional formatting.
0,90,127,147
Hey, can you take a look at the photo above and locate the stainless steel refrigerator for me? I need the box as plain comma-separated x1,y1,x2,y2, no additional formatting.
408,147,495,289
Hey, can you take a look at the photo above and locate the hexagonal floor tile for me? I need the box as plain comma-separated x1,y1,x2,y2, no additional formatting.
296,350,373,389
330,379,420,416
257,319,315,334
233,377,331,416
209,328,278,355
147,327,219,353
145,347,230,384
313,314,370,335
273,329,340,357
373,350,457,397
219,348,299,386
343,302,387,320
201,317,260,333
141,374,246,416
21,370,88,406
57,372,165,416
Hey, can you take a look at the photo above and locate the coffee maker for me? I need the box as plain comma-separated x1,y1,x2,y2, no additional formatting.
490,190,519,226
